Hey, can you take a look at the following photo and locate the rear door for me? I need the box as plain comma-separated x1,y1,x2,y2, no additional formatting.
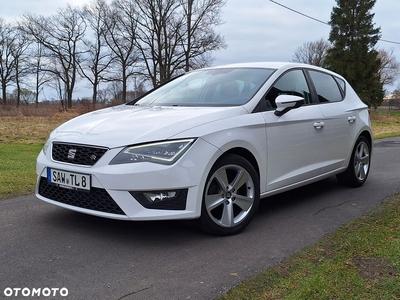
307,70,357,172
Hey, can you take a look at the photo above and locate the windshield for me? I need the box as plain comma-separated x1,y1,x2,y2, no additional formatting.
133,68,275,107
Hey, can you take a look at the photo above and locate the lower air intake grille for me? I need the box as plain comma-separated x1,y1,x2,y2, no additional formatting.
38,177,125,215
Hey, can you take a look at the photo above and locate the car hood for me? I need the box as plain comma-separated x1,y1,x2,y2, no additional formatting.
51,105,247,148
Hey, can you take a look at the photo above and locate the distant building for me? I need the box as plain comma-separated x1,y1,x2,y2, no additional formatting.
383,93,400,108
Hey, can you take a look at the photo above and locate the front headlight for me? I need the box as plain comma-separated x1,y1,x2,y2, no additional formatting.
110,139,195,165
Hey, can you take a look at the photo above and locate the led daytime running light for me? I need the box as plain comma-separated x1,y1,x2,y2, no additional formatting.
110,139,195,165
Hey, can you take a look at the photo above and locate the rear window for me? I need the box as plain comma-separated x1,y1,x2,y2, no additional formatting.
308,70,343,103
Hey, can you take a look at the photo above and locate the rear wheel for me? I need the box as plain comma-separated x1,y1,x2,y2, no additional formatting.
336,136,371,187
199,154,260,236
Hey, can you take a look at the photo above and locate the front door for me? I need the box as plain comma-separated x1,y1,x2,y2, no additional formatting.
261,69,326,191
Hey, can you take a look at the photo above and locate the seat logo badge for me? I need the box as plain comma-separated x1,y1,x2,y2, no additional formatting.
90,154,97,161
68,149,77,160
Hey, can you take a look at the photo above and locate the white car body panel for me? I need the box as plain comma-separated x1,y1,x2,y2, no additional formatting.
263,105,325,190
51,105,245,148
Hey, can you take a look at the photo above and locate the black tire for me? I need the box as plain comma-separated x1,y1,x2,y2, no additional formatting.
198,154,260,236
336,136,371,187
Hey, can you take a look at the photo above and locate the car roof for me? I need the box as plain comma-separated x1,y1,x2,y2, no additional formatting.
211,62,294,69
205,62,343,79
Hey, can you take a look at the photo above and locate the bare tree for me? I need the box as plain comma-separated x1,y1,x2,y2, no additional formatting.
11,27,31,107
180,0,226,72
0,20,38,108
377,48,400,88
0,19,19,106
10,87,36,105
106,80,123,102
103,0,140,102
81,0,114,106
2,0,227,106
133,0,182,87
292,38,331,67
97,88,111,104
23,5,87,109
134,0,226,87
48,62,68,109
26,42,52,107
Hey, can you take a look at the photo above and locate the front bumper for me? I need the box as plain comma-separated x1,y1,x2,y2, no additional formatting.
35,138,220,221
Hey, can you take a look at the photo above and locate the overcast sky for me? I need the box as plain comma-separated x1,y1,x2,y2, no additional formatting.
2,0,400,94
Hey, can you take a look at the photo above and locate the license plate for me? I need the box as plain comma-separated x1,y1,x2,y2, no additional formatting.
47,168,91,191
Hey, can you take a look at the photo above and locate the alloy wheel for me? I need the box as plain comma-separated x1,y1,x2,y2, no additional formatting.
204,164,256,228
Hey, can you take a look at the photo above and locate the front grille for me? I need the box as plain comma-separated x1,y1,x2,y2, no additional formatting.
52,142,108,166
38,177,125,215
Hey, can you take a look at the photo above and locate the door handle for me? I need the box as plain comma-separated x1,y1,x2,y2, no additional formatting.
348,116,357,123
313,122,325,129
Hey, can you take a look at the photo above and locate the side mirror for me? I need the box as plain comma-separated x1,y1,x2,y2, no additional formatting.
274,95,304,116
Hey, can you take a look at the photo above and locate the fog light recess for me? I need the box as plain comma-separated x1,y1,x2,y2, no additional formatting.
130,189,188,210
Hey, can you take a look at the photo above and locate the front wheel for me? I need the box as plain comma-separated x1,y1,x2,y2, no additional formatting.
198,154,260,236
336,136,371,187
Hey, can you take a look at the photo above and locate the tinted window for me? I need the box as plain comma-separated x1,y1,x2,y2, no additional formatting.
265,69,311,109
308,70,343,103
334,76,346,94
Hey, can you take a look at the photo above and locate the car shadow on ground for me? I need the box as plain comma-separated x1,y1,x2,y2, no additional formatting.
38,176,344,244
257,176,342,216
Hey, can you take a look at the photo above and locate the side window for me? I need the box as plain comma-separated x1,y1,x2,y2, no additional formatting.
308,70,343,103
265,70,311,109
334,76,346,95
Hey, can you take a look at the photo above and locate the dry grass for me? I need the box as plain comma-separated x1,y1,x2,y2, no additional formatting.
0,113,79,144
0,105,88,144
370,111,400,139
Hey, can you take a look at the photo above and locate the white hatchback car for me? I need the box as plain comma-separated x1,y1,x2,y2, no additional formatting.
36,62,372,235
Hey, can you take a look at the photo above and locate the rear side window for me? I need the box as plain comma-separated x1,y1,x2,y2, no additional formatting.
334,77,346,94
308,70,343,103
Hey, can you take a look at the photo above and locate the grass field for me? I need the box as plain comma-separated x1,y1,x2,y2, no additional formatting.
1,106,399,299
370,111,400,139
0,110,79,199
0,143,43,199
